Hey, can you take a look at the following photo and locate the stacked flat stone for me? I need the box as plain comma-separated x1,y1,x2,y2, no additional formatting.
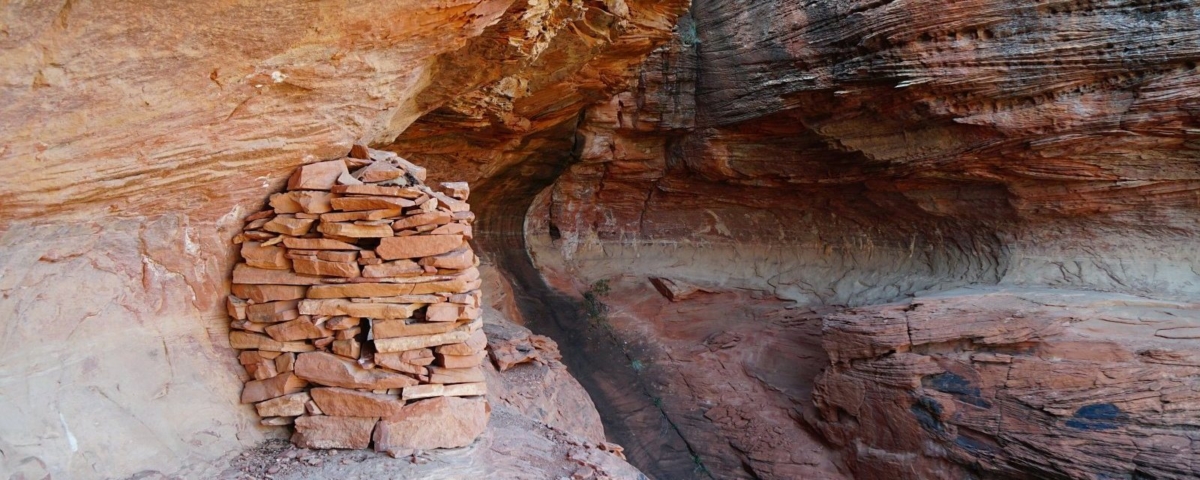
226,146,488,453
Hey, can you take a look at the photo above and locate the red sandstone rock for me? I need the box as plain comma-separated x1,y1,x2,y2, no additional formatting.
439,182,470,201
241,241,291,270
265,317,330,342
226,295,248,320
391,211,452,230
648,277,705,302
255,392,310,417
316,250,357,263
429,223,471,237
352,160,405,183
275,353,296,373
374,320,478,353
425,303,461,322
428,366,484,384
288,160,349,191
241,372,307,404
232,284,308,303
310,387,406,417
400,382,486,401
281,237,361,251
271,191,334,214
373,396,489,454
246,300,300,323
230,332,281,351
419,246,475,270
262,215,315,236
372,319,463,339
332,184,423,198
436,351,486,369
376,234,464,260
0,0,684,475
291,256,361,278
294,352,418,390
292,415,378,449
330,195,414,211
331,338,361,359
362,259,423,278
316,222,393,239
437,329,487,355
810,290,1200,479
232,264,324,285
489,333,561,372
298,299,419,319
307,272,479,297
320,208,403,222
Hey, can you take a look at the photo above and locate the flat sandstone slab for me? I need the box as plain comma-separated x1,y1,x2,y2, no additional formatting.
311,387,407,417
292,415,377,449
299,299,420,319
400,382,486,401
282,237,361,250
241,372,307,404
233,264,324,285
373,319,479,353
373,396,489,454
232,284,308,303
376,235,463,260
372,319,465,339
294,352,418,390
288,160,349,191
306,275,478,298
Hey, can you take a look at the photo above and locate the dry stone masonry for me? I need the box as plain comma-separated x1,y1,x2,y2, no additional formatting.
226,146,488,454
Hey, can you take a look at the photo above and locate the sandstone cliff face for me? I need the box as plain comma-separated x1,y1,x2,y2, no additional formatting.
538,0,1200,304
0,1,686,478
506,1,1200,478
811,288,1200,479
6,0,1200,479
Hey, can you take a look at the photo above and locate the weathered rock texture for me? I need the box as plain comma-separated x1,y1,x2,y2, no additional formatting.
227,149,488,452
811,288,1200,479
529,0,1200,306
219,301,639,480
6,0,1200,478
455,1,1200,478
0,1,687,478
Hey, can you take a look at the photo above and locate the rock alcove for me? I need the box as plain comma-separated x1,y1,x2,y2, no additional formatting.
3,1,1200,479
225,146,489,455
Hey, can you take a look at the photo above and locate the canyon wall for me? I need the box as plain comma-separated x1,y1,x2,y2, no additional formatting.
506,1,1200,478
534,0,1200,303
4,0,1199,478
0,1,686,478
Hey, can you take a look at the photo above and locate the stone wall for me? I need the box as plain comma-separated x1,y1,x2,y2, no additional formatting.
227,147,488,455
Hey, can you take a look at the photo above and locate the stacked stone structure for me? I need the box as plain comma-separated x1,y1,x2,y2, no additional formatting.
226,146,488,453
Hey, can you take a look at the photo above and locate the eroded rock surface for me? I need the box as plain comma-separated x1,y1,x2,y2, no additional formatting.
811,288,1200,479
6,0,1200,478
498,1,1200,478
0,1,687,477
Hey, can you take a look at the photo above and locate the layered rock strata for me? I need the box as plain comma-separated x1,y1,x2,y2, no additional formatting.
498,2,1200,478
810,288,1200,480
226,147,488,452
0,1,688,477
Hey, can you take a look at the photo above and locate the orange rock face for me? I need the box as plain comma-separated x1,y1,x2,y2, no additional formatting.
390,1,1200,478
0,0,688,476
810,289,1200,479
10,0,1200,478
373,396,491,454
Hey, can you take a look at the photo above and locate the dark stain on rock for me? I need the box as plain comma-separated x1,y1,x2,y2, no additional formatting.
1066,403,1125,431
912,396,945,433
922,372,992,409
